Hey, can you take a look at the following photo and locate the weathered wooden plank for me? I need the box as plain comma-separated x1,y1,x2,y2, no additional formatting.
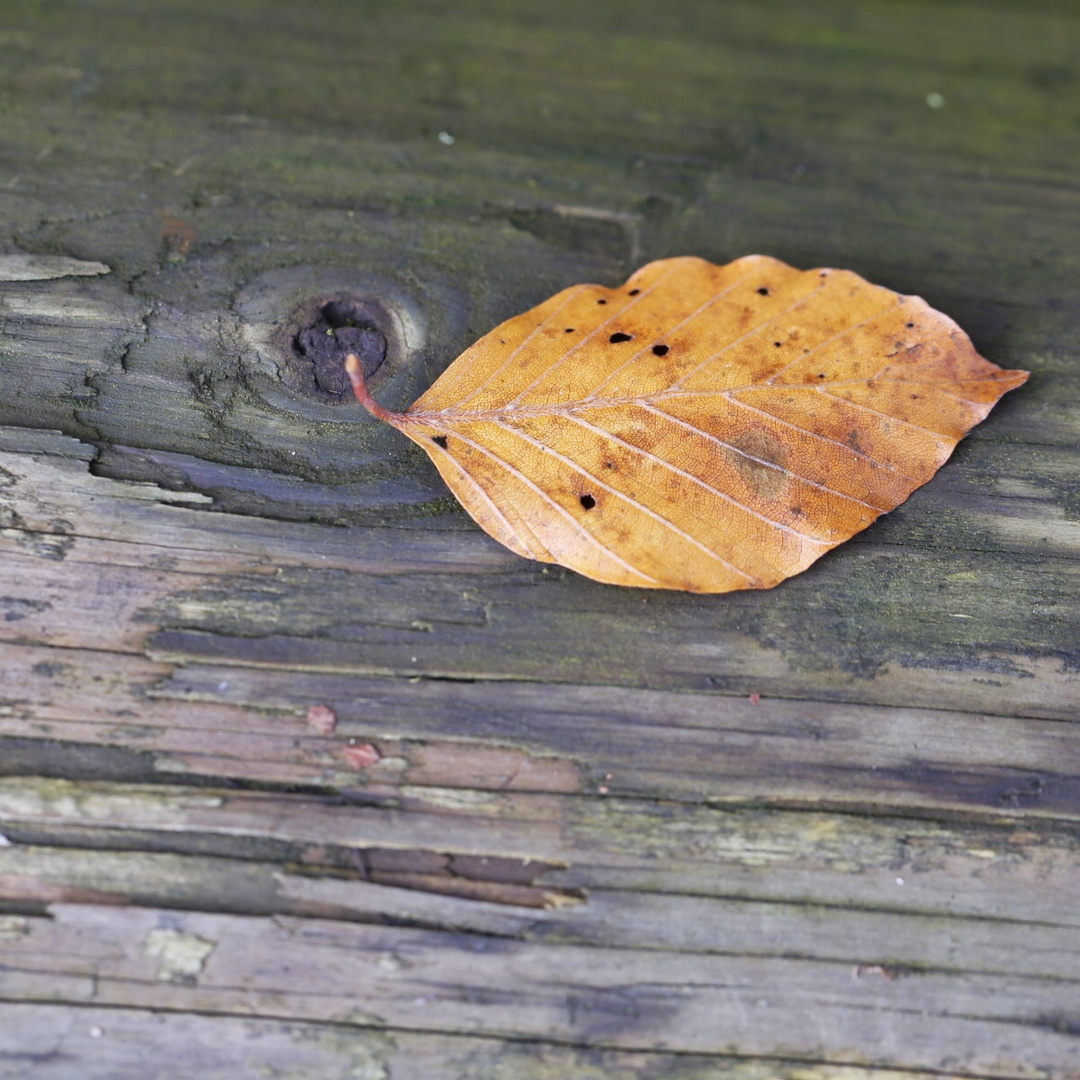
160,663,1080,816
2,845,1079,982
2,904,1077,1076
2,434,1078,722
6,0,1080,162
0,1003,998,1080
0,843,575,916
9,430,1079,588
3,777,1078,925
1,1,1079,1073
2,639,1078,821
0,8,1078,728
0,435,504,577
2,1,1078,509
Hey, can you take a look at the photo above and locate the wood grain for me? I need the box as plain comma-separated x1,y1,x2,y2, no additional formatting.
0,1004,1010,1080
3,775,1079,926
3,904,1078,1076
0,1,1078,1075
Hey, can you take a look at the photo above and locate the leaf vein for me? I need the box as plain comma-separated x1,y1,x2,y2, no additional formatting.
446,429,663,584
816,388,950,437
563,414,835,548
446,453,549,561
450,286,589,410
504,262,686,407
586,266,760,400
824,376,993,406
635,401,889,514
488,419,762,583
761,296,903,385
720,393,924,485
670,278,833,390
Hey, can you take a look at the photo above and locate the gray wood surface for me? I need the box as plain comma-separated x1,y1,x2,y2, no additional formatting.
0,1,1078,1077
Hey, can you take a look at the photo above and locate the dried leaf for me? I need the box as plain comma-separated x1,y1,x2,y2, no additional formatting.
346,255,1027,592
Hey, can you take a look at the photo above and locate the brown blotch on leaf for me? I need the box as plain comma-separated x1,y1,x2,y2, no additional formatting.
728,428,790,501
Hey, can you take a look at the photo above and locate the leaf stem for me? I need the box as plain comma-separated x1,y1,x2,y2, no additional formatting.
344,353,403,423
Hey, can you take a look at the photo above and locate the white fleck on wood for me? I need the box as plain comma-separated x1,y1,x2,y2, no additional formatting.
0,254,110,281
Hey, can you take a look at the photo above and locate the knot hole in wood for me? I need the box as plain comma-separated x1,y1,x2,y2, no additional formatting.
289,294,390,403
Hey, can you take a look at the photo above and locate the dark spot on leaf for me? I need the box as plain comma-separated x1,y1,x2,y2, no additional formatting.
579,494,596,510
790,505,804,516
652,344,669,356
757,286,770,296
911,394,920,400
565,328,575,333
774,341,782,347
604,461,616,469
609,332,633,343
432,435,448,449
906,322,915,328
597,299,607,305
628,288,640,295
818,373,826,379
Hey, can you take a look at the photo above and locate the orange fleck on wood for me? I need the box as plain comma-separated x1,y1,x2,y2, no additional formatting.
159,211,196,254
305,704,337,734
342,743,381,769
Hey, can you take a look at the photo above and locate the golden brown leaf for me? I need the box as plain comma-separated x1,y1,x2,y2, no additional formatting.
346,255,1027,592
